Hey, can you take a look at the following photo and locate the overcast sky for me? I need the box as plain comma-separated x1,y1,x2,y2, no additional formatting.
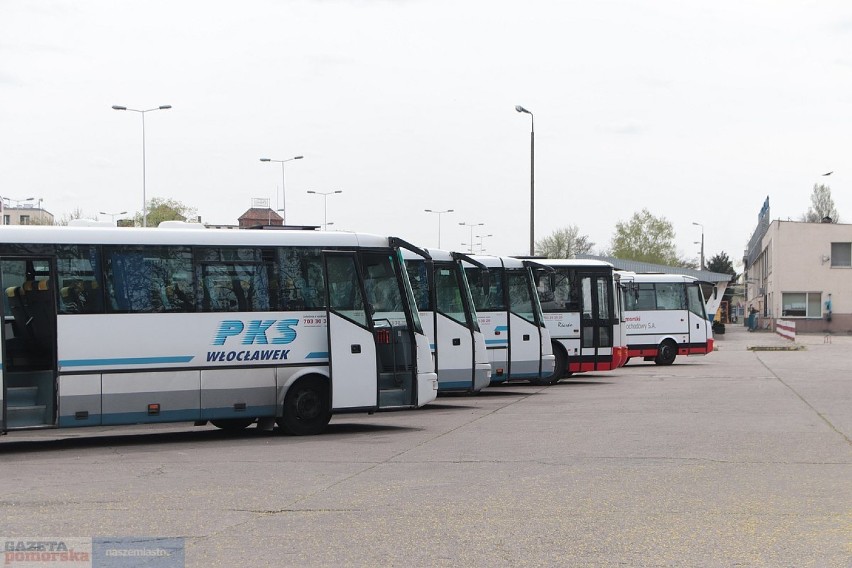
2,1,851,266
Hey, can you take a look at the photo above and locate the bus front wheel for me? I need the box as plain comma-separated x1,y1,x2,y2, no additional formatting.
654,340,677,366
279,377,332,436
548,347,568,385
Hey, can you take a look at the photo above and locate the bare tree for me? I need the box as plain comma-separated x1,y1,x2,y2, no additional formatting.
801,183,839,223
535,225,594,258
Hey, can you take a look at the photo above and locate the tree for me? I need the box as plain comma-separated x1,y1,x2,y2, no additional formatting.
609,209,679,265
55,207,90,226
535,225,594,258
801,183,839,223
706,251,737,278
133,197,197,227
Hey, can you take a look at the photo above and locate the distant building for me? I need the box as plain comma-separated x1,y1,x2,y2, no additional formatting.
2,204,54,226
743,198,852,332
237,207,283,229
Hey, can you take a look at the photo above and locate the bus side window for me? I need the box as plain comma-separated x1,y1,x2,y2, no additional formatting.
57,245,104,315
278,248,326,311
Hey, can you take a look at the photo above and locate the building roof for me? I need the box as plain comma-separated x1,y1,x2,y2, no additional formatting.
238,208,283,222
575,254,732,284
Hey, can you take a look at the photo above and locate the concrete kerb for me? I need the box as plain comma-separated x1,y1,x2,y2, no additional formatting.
717,320,852,351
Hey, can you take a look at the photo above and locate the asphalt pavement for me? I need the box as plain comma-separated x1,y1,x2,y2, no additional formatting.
1,324,850,567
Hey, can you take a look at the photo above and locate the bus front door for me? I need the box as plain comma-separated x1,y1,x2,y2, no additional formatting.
0,257,58,430
686,284,710,353
579,273,616,371
323,250,419,411
323,252,380,410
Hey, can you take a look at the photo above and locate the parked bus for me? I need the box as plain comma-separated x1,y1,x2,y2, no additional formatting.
0,225,438,437
404,249,491,393
463,256,555,385
530,259,627,382
618,272,713,365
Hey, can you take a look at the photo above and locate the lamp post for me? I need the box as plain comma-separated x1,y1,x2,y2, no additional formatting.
692,221,705,270
424,209,454,248
100,211,128,225
476,233,493,254
459,221,484,253
260,156,303,225
515,105,535,256
306,190,342,230
111,104,172,227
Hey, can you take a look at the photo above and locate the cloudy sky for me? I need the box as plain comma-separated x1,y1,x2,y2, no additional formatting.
2,1,851,266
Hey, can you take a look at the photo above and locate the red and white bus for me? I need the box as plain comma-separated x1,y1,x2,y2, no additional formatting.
618,272,713,365
531,259,627,382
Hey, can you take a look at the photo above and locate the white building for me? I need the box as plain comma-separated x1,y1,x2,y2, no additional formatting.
2,203,54,226
744,198,852,333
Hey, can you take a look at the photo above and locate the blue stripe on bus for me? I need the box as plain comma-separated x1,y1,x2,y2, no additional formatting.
495,325,509,332
305,352,328,359
59,356,195,367
485,339,509,346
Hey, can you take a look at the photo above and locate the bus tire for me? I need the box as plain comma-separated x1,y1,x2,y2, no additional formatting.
548,347,568,385
654,340,677,366
279,377,332,436
211,418,255,431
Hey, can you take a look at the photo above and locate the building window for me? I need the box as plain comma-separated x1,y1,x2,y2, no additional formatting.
20,215,30,225
781,292,822,318
830,242,851,267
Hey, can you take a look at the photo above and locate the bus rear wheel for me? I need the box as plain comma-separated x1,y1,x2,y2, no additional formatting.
279,377,331,436
654,340,677,366
211,418,255,431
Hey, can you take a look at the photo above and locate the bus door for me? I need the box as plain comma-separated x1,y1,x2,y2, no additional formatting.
464,265,509,384
323,250,417,411
0,256,58,431
432,259,477,391
578,272,615,371
505,268,546,380
686,283,710,353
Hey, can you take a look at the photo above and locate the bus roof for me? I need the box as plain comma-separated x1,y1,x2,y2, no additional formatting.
617,271,700,284
532,259,615,269
401,248,456,262
467,255,527,269
0,225,391,249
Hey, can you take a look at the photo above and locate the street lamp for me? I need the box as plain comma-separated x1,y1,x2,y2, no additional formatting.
692,221,705,270
476,233,493,254
515,105,535,256
100,211,128,225
306,190,342,230
112,104,172,227
424,209,454,248
260,156,304,225
459,221,484,253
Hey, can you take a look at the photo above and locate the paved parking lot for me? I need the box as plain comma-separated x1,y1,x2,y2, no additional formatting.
1,324,850,567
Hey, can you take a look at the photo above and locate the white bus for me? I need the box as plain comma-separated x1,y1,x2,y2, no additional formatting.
618,272,713,365
463,256,555,385
530,259,627,382
404,249,491,393
0,225,437,436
